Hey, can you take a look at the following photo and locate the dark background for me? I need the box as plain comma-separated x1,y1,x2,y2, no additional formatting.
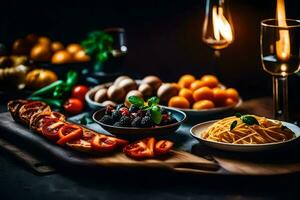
0,0,299,103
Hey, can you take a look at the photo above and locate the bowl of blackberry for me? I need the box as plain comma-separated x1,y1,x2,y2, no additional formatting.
93,96,186,137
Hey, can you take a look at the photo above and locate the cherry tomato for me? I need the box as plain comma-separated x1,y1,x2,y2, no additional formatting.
72,85,89,102
123,137,155,159
42,118,66,141
154,140,174,155
57,124,83,145
63,98,84,115
91,135,118,152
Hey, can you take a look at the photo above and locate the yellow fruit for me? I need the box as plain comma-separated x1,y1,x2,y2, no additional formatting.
66,43,82,54
201,74,219,88
30,44,52,62
193,100,215,110
51,50,73,64
178,88,194,103
178,74,196,88
168,96,190,109
193,87,214,101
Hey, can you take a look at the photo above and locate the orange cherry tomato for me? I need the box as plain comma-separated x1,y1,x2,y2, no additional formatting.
154,140,174,155
193,100,215,110
66,43,82,54
51,50,73,64
212,88,227,106
178,74,196,88
193,87,214,101
179,88,194,103
201,75,219,88
168,96,190,109
190,80,206,91
224,98,237,106
123,137,155,159
91,135,118,152
226,88,239,101
57,124,83,145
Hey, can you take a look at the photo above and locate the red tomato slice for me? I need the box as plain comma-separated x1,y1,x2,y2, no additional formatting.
42,118,65,141
154,140,174,155
123,137,155,159
57,124,83,146
106,136,128,147
91,135,118,152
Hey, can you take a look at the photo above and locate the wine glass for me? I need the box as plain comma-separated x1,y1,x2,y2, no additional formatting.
202,0,234,57
260,19,300,121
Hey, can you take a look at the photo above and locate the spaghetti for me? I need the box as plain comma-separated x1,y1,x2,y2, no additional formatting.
202,115,295,144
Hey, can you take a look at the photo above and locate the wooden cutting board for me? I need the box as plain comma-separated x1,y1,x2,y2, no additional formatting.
0,112,219,174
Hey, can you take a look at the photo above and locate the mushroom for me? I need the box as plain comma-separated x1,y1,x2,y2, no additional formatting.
114,76,131,86
117,78,137,93
141,76,162,91
138,83,153,97
107,85,126,102
124,90,144,107
157,83,179,104
94,88,108,103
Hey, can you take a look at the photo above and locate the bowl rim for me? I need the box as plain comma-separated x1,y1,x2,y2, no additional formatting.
92,106,187,130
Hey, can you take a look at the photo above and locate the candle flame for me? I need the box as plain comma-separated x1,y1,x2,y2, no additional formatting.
276,0,290,62
212,6,233,42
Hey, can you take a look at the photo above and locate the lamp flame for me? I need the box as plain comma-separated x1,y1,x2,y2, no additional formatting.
212,6,233,42
276,0,290,62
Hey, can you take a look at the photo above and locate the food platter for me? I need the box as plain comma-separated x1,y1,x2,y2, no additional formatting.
190,119,300,152
92,106,186,137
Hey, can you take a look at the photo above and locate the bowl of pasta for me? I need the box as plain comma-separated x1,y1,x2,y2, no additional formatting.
190,114,300,152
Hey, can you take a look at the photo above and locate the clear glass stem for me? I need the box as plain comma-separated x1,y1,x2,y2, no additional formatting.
272,76,289,121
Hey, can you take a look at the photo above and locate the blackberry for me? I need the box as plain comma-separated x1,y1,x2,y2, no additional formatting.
140,116,153,128
112,111,121,121
119,116,132,127
136,110,146,117
145,110,152,117
100,115,114,125
131,116,142,127
129,105,139,113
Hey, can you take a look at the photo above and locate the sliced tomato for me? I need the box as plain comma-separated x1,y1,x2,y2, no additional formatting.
57,124,83,145
123,137,155,159
91,135,118,152
106,136,128,148
42,118,65,141
154,140,174,155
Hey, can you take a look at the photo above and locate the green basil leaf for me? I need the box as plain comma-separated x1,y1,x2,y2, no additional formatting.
151,105,160,112
230,120,238,130
128,96,144,107
241,115,259,126
148,96,160,106
151,109,162,124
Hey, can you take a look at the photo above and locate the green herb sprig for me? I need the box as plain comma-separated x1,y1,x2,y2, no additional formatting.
230,113,259,130
128,96,162,124
81,31,114,72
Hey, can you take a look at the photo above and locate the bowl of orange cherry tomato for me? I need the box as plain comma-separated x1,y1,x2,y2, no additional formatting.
167,74,242,117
